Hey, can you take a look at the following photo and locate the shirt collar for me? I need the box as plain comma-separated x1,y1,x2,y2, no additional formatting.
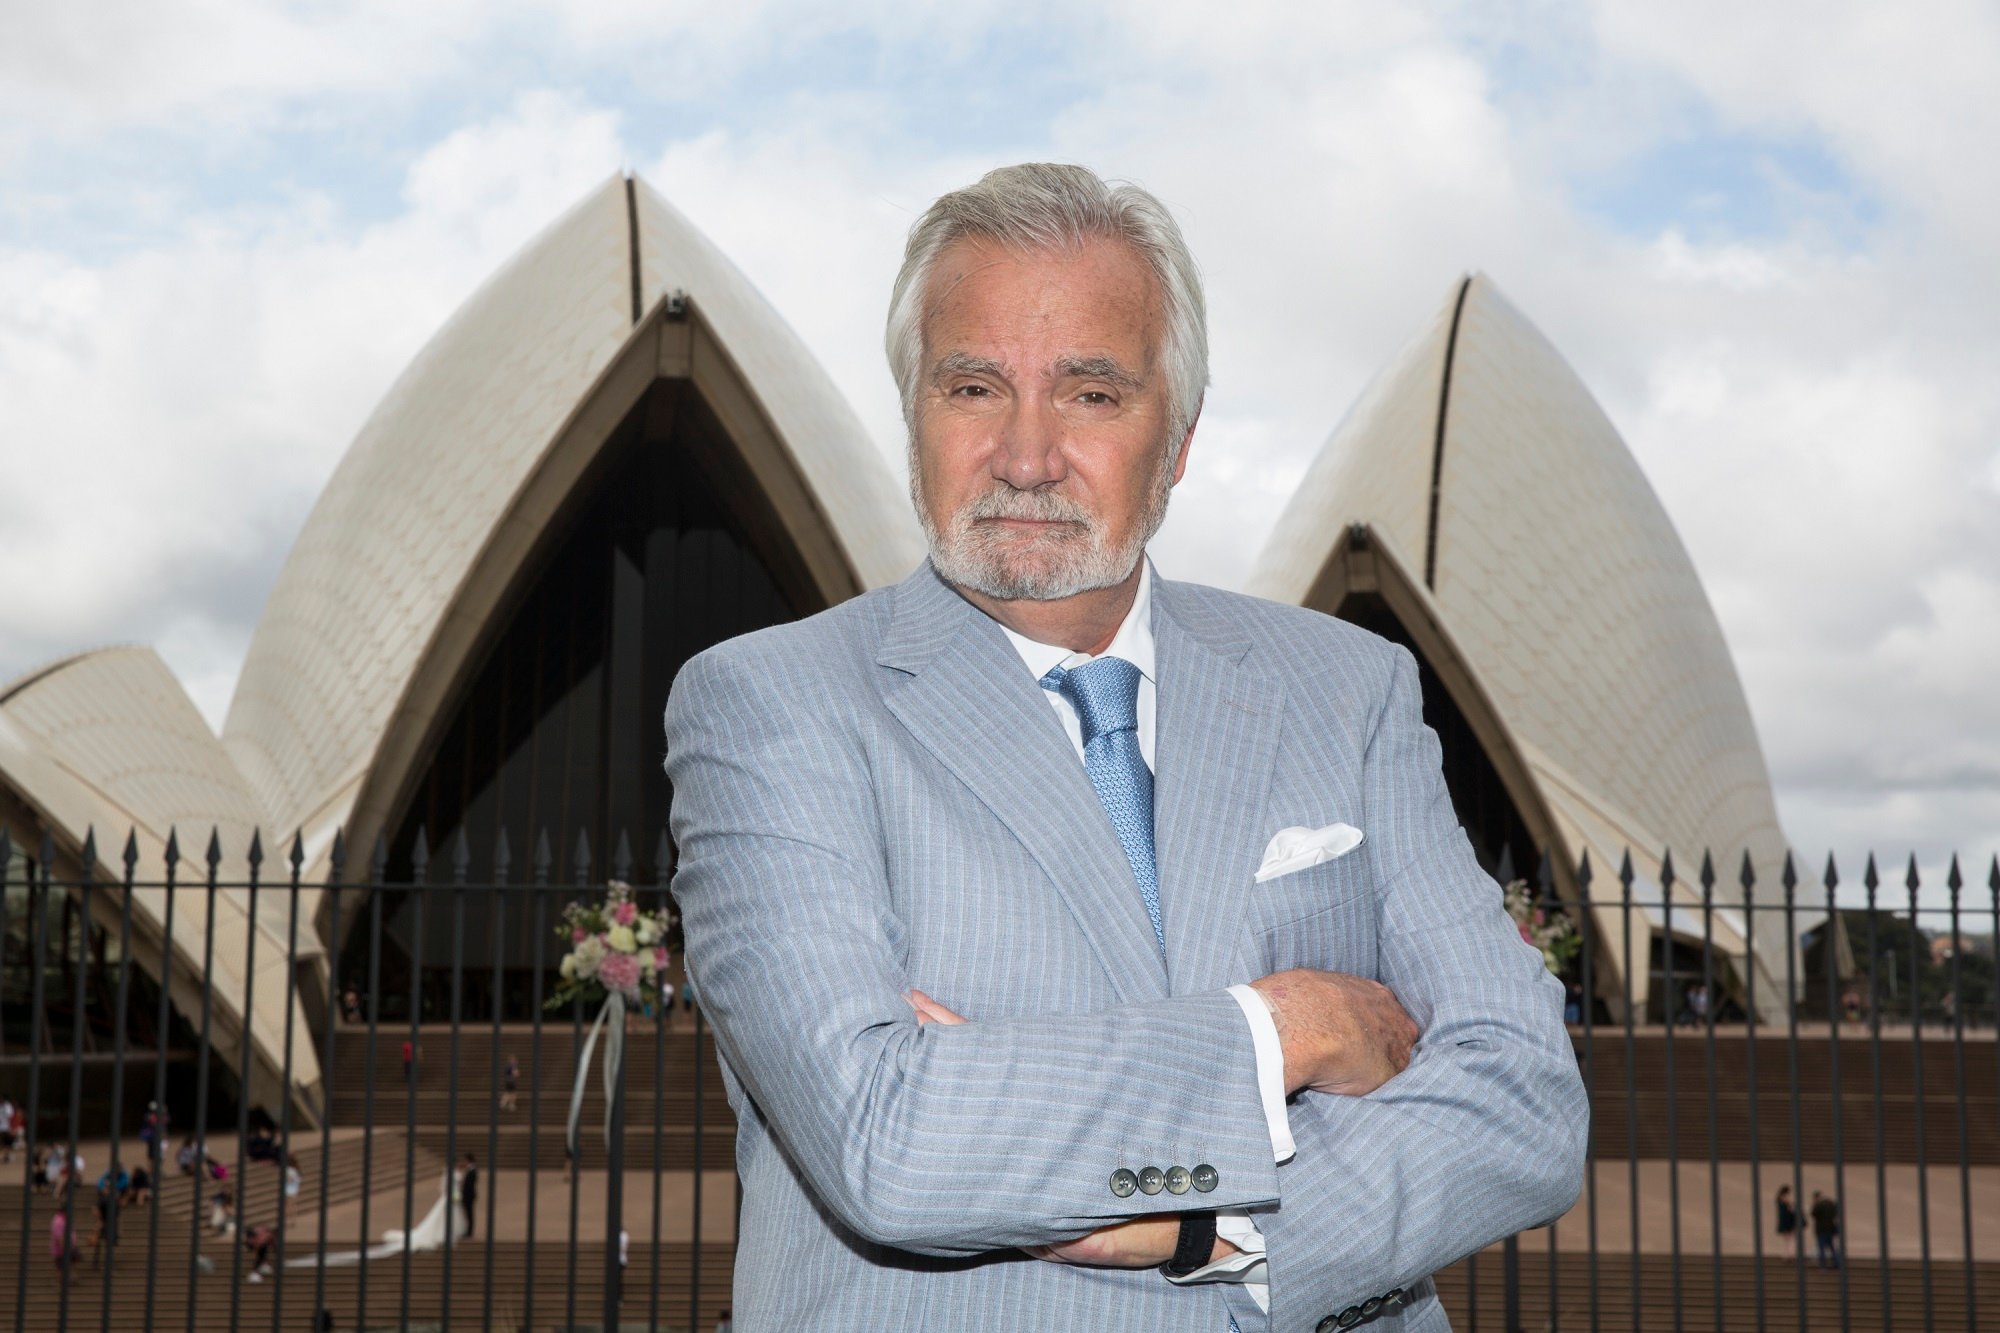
997,558,1157,685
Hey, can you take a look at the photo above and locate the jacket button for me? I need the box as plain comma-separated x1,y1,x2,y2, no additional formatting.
1137,1166,1165,1195
1109,1169,1137,1198
1361,1296,1382,1316
1165,1165,1192,1195
1190,1163,1219,1192
1337,1307,1364,1328
1315,1318,1340,1333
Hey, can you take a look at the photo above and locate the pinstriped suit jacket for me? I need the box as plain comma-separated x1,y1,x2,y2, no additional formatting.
665,563,1588,1332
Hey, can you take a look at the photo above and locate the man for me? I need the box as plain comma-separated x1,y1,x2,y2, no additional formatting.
459,1153,479,1239
666,163,1587,1331
1809,1191,1841,1269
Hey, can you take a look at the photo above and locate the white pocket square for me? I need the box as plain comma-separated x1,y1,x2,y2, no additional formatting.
1255,823,1365,883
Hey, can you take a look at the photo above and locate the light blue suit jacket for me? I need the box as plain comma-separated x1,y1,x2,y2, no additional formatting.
665,563,1587,1332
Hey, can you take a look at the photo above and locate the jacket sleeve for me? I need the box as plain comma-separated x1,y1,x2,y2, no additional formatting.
665,645,1281,1256
1259,647,1590,1333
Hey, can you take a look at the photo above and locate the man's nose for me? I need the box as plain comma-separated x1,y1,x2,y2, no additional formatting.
991,399,1067,490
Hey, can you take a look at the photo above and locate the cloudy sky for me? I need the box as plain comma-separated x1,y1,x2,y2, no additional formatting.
3,1,1997,893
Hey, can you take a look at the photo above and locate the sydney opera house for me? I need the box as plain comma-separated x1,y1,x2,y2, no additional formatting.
0,173,1806,1125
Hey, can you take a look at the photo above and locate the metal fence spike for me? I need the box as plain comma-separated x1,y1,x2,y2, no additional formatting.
1945,853,1962,894
81,826,98,868
1904,852,1921,891
206,826,223,866
1863,852,1879,892
654,827,674,881
1535,846,1553,896
494,827,512,879
165,825,180,864
122,828,140,869
534,827,553,874
1738,848,1756,892
1660,847,1677,888
247,827,264,867
451,826,471,875
290,830,306,870
613,828,633,880
1699,848,1716,890
1618,847,1635,888
573,827,593,882
1576,847,1593,888
1495,844,1516,885
329,828,348,879
1822,851,1838,891
370,830,390,879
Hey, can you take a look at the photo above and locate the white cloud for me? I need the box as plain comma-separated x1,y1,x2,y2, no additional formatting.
0,90,629,723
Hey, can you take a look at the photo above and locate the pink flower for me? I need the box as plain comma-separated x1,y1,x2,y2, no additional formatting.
1519,922,1534,944
572,927,588,942
614,900,637,925
653,947,669,971
597,951,641,998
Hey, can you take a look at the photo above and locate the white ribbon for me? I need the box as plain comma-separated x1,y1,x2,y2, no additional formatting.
566,991,626,1160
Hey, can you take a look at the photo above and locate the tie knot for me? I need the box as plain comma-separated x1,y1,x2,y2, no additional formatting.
1042,656,1142,746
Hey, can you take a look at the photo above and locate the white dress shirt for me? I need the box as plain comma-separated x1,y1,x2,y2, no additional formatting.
997,563,1290,1307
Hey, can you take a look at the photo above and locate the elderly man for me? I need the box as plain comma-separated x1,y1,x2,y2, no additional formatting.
666,163,1587,1332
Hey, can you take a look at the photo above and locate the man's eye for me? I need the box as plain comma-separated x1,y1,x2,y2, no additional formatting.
952,384,992,398
1077,391,1114,405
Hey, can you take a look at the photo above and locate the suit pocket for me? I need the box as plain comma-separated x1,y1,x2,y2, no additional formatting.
1254,857,1377,976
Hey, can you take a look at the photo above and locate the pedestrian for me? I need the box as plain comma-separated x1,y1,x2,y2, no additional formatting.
499,1054,519,1112
86,1177,116,1267
210,1186,236,1236
458,1153,478,1238
3,1103,22,1165
341,985,363,1024
284,1162,301,1202
49,1210,72,1283
126,1164,152,1208
401,1038,420,1084
176,1136,198,1176
0,1096,15,1162
138,1101,167,1161
714,1308,733,1333
1810,1190,1842,1269
1774,1184,1798,1253
243,1222,275,1281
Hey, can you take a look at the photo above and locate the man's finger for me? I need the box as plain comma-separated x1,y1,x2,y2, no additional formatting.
906,989,968,1025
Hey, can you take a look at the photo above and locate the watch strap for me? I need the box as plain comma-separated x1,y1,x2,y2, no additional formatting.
1163,1209,1218,1276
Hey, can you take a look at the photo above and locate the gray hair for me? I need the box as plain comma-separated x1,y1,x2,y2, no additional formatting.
884,163,1208,449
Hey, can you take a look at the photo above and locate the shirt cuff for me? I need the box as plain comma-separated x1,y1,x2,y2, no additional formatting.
1162,1209,1270,1312
1226,983,1295,1163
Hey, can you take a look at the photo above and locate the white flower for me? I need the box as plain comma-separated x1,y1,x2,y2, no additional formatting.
559,955,578,980
574,935,605,979
635,920,657,946
607,925,637,954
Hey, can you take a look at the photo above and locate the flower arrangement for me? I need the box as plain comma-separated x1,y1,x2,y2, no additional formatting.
1502,879,1580,976
547,881,682,1009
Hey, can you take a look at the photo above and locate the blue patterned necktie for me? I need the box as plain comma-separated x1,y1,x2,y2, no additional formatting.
1046,657,1239,1333
1042,656,1164,958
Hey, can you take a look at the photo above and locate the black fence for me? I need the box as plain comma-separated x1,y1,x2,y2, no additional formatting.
1,827,1997,1333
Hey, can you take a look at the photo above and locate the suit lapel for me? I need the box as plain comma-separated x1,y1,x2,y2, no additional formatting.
1151,580,1284,995
877,567,1171,1003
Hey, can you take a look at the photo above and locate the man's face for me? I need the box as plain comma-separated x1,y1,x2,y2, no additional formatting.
910,236,1189,602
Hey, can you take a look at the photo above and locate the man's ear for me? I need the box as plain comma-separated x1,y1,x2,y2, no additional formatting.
1170,396,1203,485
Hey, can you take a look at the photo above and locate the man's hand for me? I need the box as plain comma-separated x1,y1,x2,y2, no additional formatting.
1248,968,1419,1097
906,989,1238,1271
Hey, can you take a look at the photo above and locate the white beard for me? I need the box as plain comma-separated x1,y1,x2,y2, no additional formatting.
913,450,1173,602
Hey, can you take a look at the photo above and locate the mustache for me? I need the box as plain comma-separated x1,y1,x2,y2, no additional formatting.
958,487,1096,527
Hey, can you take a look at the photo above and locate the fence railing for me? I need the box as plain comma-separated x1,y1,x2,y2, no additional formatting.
1,827,1997,1333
